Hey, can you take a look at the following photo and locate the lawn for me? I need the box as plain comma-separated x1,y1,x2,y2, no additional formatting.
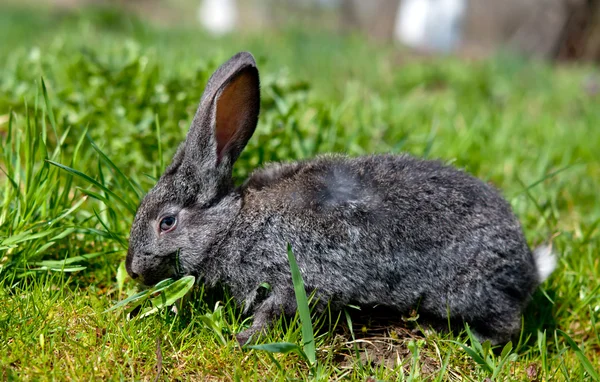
1,4,599,381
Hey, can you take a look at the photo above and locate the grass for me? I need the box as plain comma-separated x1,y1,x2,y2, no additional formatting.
1,4,600,380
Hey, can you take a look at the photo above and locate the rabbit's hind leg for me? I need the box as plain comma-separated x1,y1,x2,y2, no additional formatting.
468,309,523,346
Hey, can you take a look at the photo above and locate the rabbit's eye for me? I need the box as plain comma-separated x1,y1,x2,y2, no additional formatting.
159,216,177,233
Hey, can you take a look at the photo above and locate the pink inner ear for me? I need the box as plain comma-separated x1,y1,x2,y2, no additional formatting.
215,72,254,162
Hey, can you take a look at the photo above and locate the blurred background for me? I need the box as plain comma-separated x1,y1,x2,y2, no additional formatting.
1,0,599,192
3,0,600,62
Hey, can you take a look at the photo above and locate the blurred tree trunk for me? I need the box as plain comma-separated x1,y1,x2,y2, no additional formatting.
462,0,600,62
339,0,360,32
556,0,600,61
584,6,600,61
461,0,541,58
506,0,567,59
339,0,400,41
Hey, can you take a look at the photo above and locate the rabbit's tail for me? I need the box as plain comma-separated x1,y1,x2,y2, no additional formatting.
533,244,557,283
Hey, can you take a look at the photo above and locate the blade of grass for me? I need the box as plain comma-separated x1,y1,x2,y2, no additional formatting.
155,113,163,176
248,342,301,354
46,160,136,214
344,308,363,372
87,134,143,201
141,275,196,317
557,329,599,381
92,209,128,249
32,250,116,268
40,78,58,142
247,342,311,366
287,243,316,365
512,163,581,198
434,350,451,382
104,278,177,313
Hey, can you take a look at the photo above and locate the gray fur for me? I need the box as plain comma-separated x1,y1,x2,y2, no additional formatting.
126,51,555,346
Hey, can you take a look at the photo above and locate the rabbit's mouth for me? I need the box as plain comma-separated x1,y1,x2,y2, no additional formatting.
133,249,184,286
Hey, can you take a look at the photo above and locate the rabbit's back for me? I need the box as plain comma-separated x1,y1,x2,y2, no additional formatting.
229,154,538,342
241,153,526,255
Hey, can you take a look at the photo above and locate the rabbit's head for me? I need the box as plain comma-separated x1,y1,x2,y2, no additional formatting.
126,52,260,285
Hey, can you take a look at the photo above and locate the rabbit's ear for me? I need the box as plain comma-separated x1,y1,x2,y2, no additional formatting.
182,52,260,177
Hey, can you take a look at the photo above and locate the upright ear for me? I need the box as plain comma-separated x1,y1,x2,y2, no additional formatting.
181,52,260,179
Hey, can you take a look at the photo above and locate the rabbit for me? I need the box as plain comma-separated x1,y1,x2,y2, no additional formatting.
126,51,557,346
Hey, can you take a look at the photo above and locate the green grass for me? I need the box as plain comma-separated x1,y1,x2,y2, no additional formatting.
1,4,599,381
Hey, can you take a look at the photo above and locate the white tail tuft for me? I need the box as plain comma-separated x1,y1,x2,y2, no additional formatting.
533,244,557,283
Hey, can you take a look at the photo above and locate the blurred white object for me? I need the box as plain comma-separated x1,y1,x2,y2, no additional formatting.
394,0,466,53
198,0,238,36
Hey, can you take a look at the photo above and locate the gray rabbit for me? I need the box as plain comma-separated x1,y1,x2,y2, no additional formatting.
126,52,556,346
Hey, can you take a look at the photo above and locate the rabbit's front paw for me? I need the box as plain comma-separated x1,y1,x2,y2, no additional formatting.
235,330,254,347
235,313,271,347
